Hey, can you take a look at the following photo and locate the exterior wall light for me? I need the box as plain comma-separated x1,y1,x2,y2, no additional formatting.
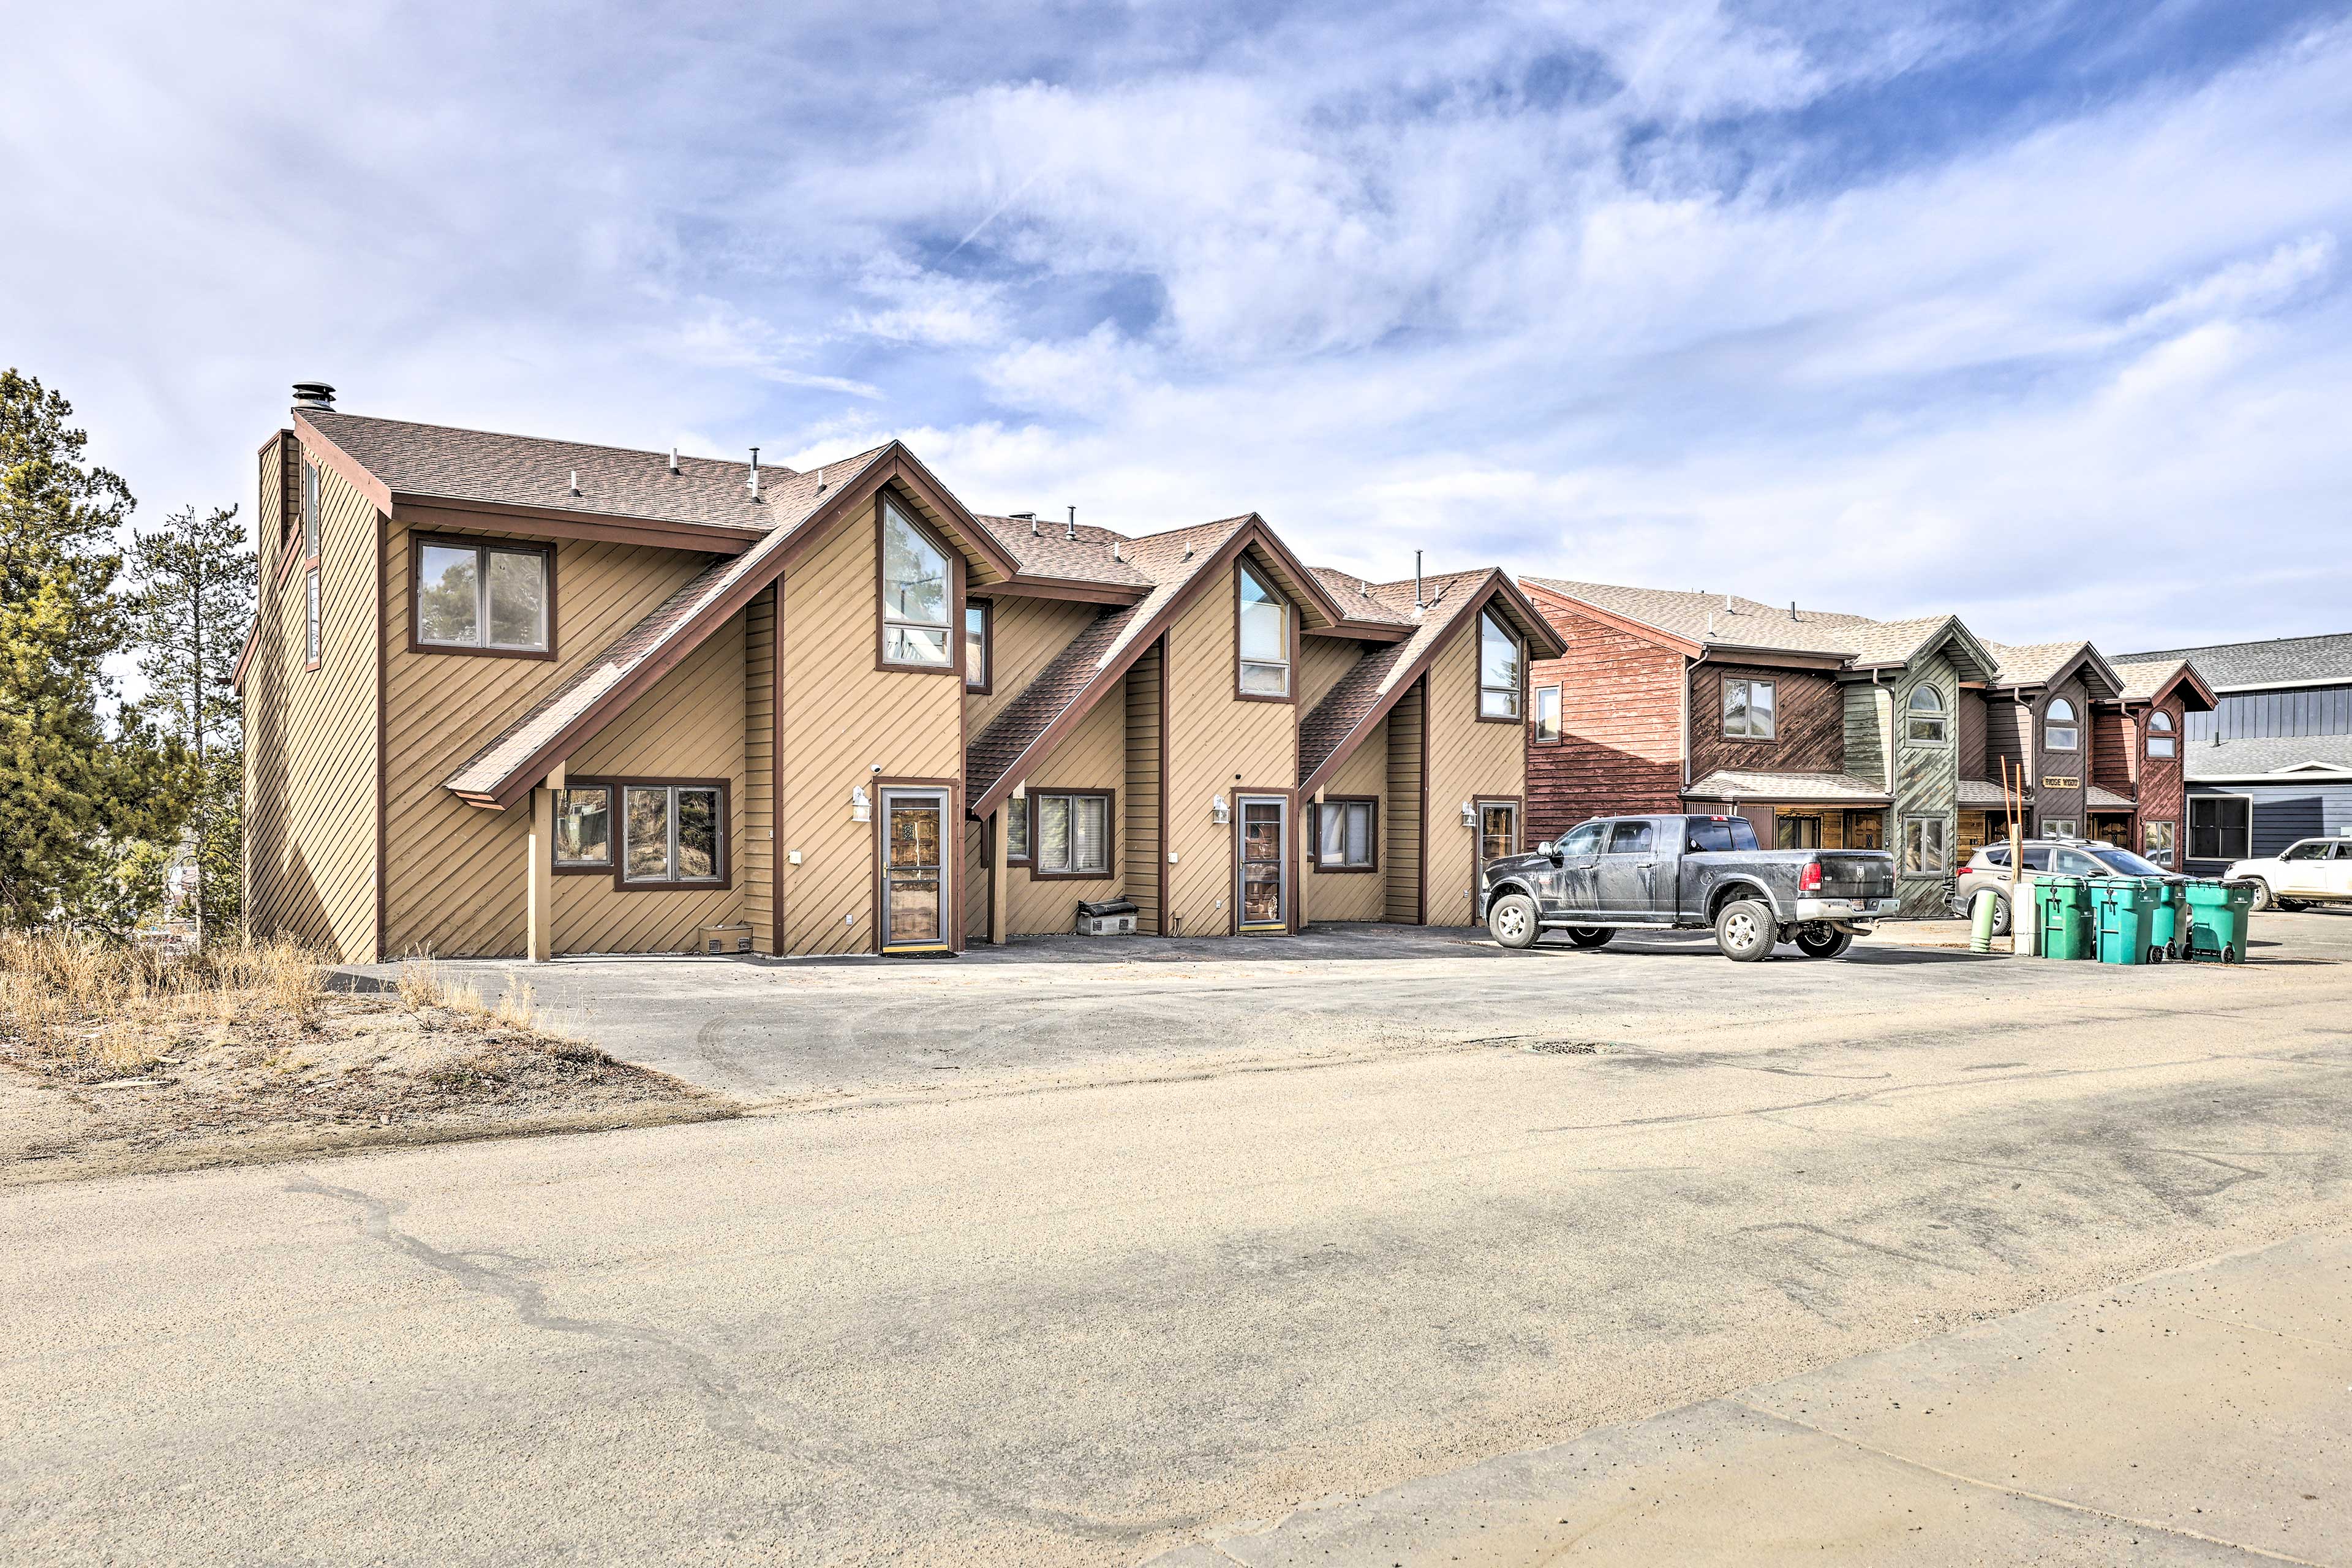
850,785,870,823
1211,794,1231,825
1460,801,1477,828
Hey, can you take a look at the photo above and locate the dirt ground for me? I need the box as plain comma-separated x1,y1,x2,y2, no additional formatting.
1,984,728,1188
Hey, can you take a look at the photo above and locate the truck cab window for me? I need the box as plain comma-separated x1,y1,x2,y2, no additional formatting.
1607,820,1654,855
1558,823,1606,858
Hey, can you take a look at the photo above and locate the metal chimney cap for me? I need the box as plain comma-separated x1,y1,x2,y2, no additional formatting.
292,382,336,409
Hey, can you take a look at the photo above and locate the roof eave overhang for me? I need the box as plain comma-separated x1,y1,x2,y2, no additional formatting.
291,411,395,514
984,576,1150,606
1700,643,1852,671
1299,575,1508,800
1518,580,1702,658
391,493,769,555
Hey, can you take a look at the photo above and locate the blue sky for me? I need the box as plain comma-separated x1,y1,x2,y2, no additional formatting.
7,0,2350,653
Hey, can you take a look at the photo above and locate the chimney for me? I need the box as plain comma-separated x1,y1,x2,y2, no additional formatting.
1066,505,1077,542
292,382,336,409
747,447,761,499
1414,550,1425,609
668,447,680,475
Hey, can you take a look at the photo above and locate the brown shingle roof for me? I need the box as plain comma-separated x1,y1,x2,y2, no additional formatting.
1524,577,1880,657
302,407,872,533
443,448,895,802
974,515,1152,589
1983,639,2123,696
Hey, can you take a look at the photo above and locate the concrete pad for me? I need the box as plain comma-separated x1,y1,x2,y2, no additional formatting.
1150,1235,2351,1566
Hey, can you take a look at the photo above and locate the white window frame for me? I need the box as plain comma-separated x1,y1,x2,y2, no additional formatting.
2142,818,2176,867
1905,684,1948,744
2041,817,2078,840
2146,710,2176,759
1902,813,1948,875
1235,563,1291,698
2045,696,2079,753
1724,677,1776,741
304,565,322,669
1479,610,1522,720
1531,682,1562,744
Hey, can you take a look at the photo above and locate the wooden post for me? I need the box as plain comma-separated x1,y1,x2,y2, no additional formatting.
2005,756,2026,956
527,785,554,963
990,800,1012,945
1297,793,1316,933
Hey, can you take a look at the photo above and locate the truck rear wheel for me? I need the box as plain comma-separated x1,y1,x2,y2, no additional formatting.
1566,927,1614,949
1487,892,1541,949
1793,925,1853,959
1714,899,1776,962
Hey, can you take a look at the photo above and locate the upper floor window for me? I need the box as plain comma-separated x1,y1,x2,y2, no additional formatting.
1531,683,1562,744
2146,710,2176,758
880,499,952,669
304,568,322,670
964,601,991,692
2045,696,2079,752
302,460,323,671
1479,611,1521,720
1907,684,1947,744
1723,677,1775,740
414,537,552,657
1236,563,1290,697
301,460,320,560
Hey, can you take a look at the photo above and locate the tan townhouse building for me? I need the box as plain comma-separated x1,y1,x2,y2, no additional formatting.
236,388,1561,962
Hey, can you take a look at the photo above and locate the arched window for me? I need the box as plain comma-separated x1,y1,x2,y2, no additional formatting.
1905,684,1947,744
2045,696,2078,752
2146,709,2176,759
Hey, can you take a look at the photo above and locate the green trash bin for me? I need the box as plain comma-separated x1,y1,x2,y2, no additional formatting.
2184,878,2256,964
2088,876,2159,965
2150,879,2187,961
2034,875,2092,960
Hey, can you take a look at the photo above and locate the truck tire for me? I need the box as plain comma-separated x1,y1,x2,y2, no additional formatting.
1566,927,1614,949
2247,880,2274,912
1487,892,1541,949
1793,926,1853,959
1714,899,1776,962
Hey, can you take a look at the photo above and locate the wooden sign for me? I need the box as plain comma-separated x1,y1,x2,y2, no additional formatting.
2040,775,2079,790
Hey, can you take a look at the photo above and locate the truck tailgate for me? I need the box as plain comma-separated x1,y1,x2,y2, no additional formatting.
1819,852,1896,899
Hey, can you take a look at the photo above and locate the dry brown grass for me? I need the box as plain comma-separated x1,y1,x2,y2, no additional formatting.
0,933,326,1082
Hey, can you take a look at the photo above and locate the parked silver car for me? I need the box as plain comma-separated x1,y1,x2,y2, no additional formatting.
1951,839,2173,937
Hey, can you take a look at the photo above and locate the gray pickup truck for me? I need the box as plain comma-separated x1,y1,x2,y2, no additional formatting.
1477,813,1901,960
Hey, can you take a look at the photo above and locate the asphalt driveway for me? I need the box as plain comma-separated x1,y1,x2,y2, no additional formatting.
344,910,2352,1102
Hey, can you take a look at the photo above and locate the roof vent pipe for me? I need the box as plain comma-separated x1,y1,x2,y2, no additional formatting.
292,381,336,409
569,470,580,496
668,447,679,475
747,447,761,499
1066,505,1077,541
1414,551,1425,609
1790,600,1799,622
1724,593,1733,612
1112,540,1122,562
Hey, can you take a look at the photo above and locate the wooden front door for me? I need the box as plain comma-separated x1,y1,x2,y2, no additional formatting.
1237,796,1289,933
881,788,949,952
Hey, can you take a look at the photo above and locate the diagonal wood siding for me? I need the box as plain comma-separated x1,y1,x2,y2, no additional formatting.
1422,627,1526,927
967,595,1101,734
1384,681,1425,922
1305,715,1387,922
1893,648,1961,917
744,587,776,952
1690,662,1844,781
1123,638,1165,934
778,500,965,955
1297,637,1362,715
244,433,382,960
382,524,714,957
1842,683,1884,790
1163,562,1297,937
1004,676,1126,936
555,612,747,954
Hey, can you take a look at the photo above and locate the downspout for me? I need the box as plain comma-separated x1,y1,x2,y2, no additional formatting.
2014,690,2035,831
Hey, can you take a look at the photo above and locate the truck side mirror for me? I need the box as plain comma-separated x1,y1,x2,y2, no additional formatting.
1539,841,1560,862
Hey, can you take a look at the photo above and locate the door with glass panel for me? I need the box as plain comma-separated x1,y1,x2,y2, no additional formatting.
880,788,949,952
1236,796,1288,932
1478,801,1523,918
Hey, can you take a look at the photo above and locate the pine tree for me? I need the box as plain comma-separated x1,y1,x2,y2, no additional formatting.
0,368,195,929
126,503,252,943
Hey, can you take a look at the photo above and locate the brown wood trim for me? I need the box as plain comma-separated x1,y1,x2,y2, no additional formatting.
405,532,559,662
1025,788,1117,881
290,412,396,514
1232,552,1300,705
771,585,785,955
546,783,620,876
1471,605,1523,724
374,510,390,960
1228,786,1298,935
867,777,961,955
1310,796,1380,873
303,564,323,672
984,578,1148,606
1415,674,1428,926
964,597,994,695
1155,632,1169,937
879,443,1028,588
275,443,307,586
393,498,762,556
1473,794,1523,925
1209,514,1351,628
1299,573,1508,801
967,521,1286,820
873,496,967,678
1308,622,1412,644
570,775,733,892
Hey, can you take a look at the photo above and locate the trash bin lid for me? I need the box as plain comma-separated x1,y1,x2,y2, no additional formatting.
1077,898,1138,918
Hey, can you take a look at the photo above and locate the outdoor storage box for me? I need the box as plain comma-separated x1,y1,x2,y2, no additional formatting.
699,923,753,956
1075,898,1138,937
